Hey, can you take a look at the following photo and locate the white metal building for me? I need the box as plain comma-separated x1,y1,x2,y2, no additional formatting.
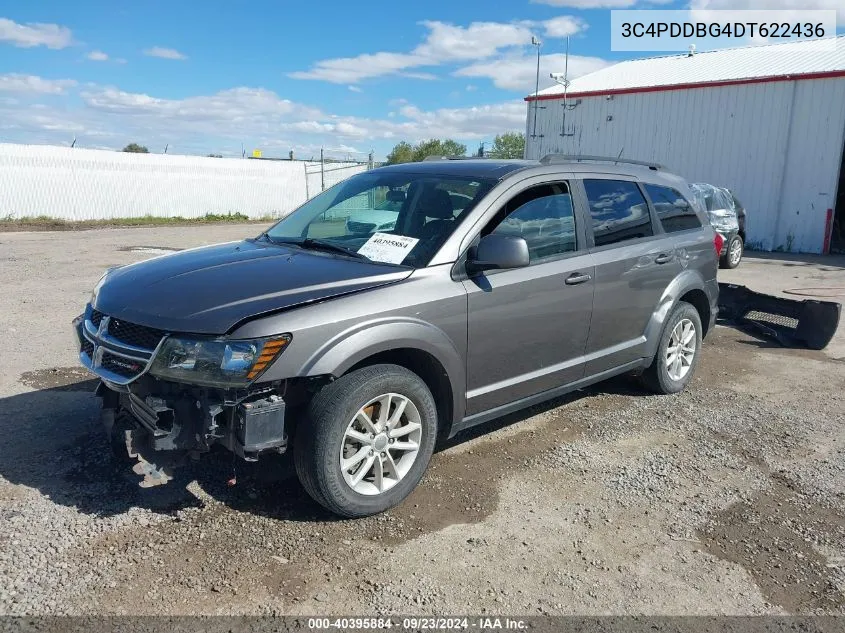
524,36,845,254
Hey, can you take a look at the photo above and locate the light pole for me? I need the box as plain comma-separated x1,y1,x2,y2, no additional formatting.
531,36,542,139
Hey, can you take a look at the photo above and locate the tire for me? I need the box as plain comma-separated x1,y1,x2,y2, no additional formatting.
720,235,743,269
294,363,438,518
105,409,136,465
641,301,703,395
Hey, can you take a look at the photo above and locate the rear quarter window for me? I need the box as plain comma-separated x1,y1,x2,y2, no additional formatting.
643,184,702,233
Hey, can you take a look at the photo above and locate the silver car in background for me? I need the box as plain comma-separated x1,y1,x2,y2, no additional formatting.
691,182,745,268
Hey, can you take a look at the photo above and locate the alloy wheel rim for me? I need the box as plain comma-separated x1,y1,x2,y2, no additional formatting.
339,393,422,496
729,239,742,265
665,318,696,381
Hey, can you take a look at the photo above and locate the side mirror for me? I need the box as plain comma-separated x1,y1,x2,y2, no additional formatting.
467,234,530,273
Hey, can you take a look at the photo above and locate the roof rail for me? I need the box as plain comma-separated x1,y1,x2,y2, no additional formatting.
539,154,664,171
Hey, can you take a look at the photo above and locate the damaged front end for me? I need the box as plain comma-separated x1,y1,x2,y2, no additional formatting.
73,305,296,486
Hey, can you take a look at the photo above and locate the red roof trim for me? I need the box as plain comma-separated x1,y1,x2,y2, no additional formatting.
524,69,845,102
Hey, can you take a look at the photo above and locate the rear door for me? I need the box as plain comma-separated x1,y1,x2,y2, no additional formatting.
463,178,594,416
575,176,680,375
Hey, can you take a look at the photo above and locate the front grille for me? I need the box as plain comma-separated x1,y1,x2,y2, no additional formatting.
100,351,145,378
108,318,165,350
81,339,95,357
90,308,165,350
744,310,799,329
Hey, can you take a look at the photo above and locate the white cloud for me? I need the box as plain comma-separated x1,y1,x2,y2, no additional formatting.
0,17,73,49
86,50,109,62
415,20,536,61
0,73,77,94
290,17,587,84
289,51,426,83
543,16,586,37
143,46,187,60
348,85,362,93
0,75,528,158
455,53,611,92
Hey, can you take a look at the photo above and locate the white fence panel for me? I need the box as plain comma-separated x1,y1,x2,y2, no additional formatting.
0,143,367,221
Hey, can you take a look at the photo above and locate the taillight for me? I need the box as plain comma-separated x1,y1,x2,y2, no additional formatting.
714,232,724,256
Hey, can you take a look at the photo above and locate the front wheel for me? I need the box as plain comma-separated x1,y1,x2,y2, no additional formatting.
294,364,438,517
720,235,743,269
641,301,702,394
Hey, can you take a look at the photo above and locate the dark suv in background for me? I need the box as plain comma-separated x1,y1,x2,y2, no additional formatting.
74,155,720,517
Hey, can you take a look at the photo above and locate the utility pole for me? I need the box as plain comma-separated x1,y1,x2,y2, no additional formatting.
531,36,542,138
320,147,325,191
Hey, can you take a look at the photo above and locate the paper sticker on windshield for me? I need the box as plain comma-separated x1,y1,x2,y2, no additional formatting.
358,233,419,264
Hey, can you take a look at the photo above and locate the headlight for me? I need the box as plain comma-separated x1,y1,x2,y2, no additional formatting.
149,334,291,387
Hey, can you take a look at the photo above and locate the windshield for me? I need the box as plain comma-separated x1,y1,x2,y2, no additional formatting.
265,171,495,268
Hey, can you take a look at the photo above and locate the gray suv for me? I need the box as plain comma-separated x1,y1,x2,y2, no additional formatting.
73,155,720,517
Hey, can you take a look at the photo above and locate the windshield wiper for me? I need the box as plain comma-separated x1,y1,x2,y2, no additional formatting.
299,238,370,261
256,231,285,244
256,234,370,261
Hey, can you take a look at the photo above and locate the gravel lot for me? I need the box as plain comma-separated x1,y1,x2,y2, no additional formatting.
1,225,843,615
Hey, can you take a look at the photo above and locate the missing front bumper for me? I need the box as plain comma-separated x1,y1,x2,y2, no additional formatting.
97,379,288,486
717,283,841,350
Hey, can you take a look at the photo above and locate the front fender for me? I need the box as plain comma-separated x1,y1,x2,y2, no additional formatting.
642,269,709,360
297,316,466,425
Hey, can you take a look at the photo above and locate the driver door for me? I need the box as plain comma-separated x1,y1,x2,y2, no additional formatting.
462,180,595,416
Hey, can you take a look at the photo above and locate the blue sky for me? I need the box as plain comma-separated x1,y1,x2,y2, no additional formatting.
0,0,841,159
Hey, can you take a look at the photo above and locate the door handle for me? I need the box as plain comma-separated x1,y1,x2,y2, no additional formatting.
565,272,592,285
654,253,673,264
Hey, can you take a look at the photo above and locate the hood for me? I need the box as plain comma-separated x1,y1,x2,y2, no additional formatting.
93,239,412,334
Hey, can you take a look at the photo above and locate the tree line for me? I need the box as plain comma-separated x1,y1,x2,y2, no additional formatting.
385,132,525,164
120,132,526,162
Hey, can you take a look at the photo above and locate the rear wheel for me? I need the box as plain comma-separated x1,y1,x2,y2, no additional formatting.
294,364,438,517
641,301,702,394
720,235,743,269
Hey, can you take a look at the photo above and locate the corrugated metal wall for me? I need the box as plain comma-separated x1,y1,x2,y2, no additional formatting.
525,77,845,253
0,143,368,221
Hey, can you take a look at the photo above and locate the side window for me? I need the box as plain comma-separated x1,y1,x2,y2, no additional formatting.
485,183,577,262
583,179,653,247
644,184,702,233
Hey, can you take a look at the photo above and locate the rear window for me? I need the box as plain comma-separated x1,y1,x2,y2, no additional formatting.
583,179,653,247
644,184,702,233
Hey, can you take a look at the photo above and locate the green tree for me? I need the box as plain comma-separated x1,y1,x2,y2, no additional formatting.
386,141,414,165
122,143,149,153
386,139,467,164
489,132,525,159
412,139,466,162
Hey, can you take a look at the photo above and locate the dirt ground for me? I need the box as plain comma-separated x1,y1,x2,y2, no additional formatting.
0,225,843,616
